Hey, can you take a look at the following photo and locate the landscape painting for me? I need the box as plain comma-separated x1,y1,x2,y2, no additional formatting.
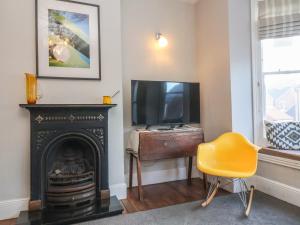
36,0,100,80
48,9,90,68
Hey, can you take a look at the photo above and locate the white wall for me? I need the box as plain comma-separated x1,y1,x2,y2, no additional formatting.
196,0,232,141
196,0,253,142
228,0,254,141
122,0,199,184
0,0,125,219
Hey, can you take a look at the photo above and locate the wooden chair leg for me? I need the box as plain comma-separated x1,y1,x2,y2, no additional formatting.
129,154,133,188
187,156,193,184
245,185,255,217
201,181,220,207
136,158,143,201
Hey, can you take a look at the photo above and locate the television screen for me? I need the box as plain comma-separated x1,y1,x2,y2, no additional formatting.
131,80,200,126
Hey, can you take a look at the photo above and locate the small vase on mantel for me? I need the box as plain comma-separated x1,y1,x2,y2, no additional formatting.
25,73,37,104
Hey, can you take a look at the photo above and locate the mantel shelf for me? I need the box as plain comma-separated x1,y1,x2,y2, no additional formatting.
19,104,117,110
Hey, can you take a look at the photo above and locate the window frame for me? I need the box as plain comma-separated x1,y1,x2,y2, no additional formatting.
251,0,266,146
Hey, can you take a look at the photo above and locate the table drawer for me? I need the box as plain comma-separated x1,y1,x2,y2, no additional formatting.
139,131,204,161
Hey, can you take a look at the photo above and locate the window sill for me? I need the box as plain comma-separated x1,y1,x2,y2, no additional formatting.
258,148,300,170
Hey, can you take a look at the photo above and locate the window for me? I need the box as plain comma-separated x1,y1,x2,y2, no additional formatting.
262,36,300,121
252,0,300,145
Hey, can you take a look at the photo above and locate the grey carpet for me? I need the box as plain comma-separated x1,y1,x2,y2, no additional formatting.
77,191,300,225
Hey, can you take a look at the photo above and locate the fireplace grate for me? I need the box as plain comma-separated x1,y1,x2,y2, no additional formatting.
46,146,96,211
46,173,96,210
48,171,95,187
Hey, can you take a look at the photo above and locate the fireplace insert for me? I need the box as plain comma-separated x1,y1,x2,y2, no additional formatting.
46,137,97,215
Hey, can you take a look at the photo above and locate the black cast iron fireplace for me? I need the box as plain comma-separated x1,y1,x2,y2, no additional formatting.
16,104,123,225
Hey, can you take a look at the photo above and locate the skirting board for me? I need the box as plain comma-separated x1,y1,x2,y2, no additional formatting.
126,166,236,193
0,198,28,220
0,183,127,220
248,175,300,207
125,166,202,187
110,183,127,200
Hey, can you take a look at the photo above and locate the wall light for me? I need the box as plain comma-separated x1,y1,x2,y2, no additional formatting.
155,33,168,48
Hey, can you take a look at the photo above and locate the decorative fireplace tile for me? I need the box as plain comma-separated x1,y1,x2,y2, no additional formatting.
34,113,105,124
36,130,58,151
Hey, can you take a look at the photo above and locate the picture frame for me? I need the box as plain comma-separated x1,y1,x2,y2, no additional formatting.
36,0,101,80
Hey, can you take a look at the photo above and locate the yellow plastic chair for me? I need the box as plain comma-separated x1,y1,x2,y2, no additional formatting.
197,132,260,216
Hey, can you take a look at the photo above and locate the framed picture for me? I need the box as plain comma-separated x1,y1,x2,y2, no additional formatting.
36,0,101,80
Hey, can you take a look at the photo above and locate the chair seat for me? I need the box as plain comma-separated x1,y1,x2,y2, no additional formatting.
198,163,256,178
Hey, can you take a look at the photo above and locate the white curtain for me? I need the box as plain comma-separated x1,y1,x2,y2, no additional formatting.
258,0,300,39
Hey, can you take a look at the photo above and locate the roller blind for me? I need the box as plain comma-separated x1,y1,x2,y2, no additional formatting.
258,0,300,40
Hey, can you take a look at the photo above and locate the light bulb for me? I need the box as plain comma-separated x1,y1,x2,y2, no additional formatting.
159,36,168,48
155,33,168,48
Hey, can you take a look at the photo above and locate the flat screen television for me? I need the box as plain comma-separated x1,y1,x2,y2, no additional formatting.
131,80,200,126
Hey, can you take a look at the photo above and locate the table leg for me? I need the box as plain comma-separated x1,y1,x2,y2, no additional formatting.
136,158,143,201
129,154,133,188
188,156,193,184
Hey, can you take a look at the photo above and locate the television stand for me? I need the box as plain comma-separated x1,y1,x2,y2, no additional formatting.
126,128,207,200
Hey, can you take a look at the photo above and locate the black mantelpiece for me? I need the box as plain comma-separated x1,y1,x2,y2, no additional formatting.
19,104,117,109
17,104,123,225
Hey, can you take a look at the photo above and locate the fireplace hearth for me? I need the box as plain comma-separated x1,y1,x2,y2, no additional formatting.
17,104,123,225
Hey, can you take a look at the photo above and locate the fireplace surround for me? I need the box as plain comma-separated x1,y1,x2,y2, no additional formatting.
17,104,123,225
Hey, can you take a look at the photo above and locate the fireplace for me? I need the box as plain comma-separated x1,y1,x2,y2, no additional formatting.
17,104,123,225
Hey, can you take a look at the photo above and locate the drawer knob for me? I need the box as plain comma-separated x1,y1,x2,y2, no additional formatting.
163,142,168,146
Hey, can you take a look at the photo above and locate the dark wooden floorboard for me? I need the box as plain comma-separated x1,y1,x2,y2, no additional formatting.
0,219,16,225
121,178,226,214
0,178,226,224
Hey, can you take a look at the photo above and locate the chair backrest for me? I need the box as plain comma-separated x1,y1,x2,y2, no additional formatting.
212,132,260,163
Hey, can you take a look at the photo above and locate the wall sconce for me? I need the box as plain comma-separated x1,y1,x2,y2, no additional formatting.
155,33,168,48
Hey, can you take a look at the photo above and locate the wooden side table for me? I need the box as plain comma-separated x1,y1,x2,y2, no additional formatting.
127,129,207,200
